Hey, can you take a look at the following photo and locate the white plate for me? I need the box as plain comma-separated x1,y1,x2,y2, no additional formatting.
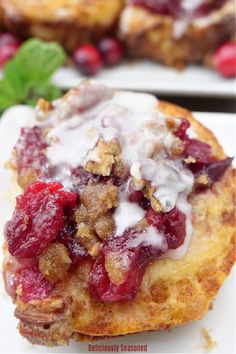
52,62,236,98
0,111,235,354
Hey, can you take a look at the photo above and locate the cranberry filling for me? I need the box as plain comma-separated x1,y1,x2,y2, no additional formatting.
89,206,186,302
15,126,48,179
6,182,77,258
175,118,233,182
89,228,164,302
184,138,213,172
130,0,183,18
146,207,186,249
130,0,227,18
176,119,213,171
17,265,54,302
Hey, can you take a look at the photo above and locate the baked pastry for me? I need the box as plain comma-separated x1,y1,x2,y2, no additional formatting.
120,0,235,68
0,0,124,52
2,82,235,346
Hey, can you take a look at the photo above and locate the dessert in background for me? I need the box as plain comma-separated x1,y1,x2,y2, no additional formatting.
120,0,235,68
0,0,124,52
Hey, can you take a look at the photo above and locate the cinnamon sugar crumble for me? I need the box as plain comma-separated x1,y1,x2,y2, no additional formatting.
79,183,118,220
75,183,118,253
39,243,72,283
76,223,99,253
94,213,115,239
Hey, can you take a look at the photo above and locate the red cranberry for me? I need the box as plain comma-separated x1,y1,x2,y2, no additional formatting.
72,44,103,76
184,138,213,172
145,208,163,228
89,228,165,302
98,38,124,66
0,33,21,48
163,208,186,249
0,43,19,68
17,265,54,302
213,43,236,78
130,0,183,17
6,182,77,258
175,119,190,140
195,157,233,190
146,207,186,249
128,190,143,203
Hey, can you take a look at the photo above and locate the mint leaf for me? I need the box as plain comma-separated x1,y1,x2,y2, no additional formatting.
0,38,67,113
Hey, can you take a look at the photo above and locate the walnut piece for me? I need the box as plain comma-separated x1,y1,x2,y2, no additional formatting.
36,98,53,121
39,243,72,283
195,173,210,186
85,140,120,176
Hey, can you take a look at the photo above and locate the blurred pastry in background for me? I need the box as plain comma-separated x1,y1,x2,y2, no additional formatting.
120,0,235,68
0,0,124,52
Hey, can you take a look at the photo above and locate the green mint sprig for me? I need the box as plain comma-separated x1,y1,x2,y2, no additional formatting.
0,38,67,113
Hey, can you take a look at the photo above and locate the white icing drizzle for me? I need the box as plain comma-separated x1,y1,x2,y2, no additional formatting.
142,158,194,212
127,226,168,251
114,195,145,235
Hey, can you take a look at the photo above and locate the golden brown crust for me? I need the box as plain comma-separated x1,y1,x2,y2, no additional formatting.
120,3,235,68
0,0,124,52
5,101,236,345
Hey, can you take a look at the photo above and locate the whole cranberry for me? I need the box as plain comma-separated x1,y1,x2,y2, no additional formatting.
0,43,19,68
213,42,236,78
72,44,103,76
98,38,124,66
0,33,21,48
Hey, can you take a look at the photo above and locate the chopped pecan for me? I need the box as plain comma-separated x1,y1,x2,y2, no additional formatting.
36,98,53,121
194,173,210,188
85,140,120,176
144,184,162,212
185,156,197,164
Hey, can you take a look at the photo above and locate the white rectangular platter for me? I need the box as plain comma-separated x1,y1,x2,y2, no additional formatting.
52,63,236,98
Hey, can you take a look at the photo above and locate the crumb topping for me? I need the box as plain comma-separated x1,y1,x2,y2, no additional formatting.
39,243,72,283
